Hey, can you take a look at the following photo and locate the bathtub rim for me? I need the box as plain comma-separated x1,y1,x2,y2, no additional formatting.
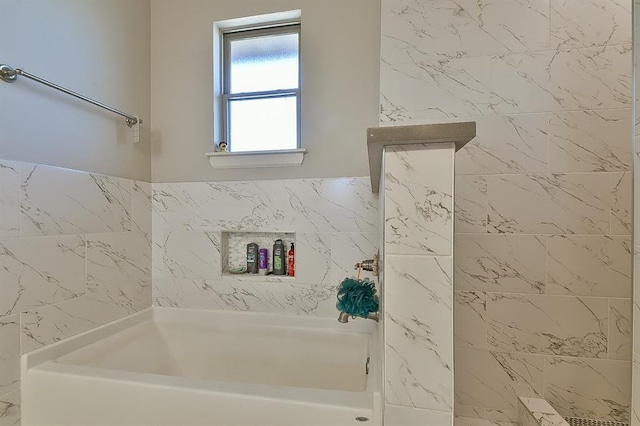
22,307,379,411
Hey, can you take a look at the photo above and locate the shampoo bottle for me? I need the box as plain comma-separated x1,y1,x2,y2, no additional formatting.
273,239,285,275
246,243,259,274
288,243,295,277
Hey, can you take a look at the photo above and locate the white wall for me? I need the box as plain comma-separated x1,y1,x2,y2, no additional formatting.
150,0,380,182
0,0,151,181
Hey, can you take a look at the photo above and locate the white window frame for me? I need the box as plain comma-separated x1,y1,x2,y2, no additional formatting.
221,23,301,152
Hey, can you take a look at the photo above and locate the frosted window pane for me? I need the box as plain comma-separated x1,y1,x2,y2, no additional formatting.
229,32,299,93
229,96,297,152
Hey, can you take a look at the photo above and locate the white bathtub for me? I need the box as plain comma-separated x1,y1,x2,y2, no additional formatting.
22,307,380,426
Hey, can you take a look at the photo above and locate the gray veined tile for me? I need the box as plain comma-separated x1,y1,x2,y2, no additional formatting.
295,233,331,286
550,45,632,111
455,175,487,234
284,178,378,234
385,404,452,426
330,233,379,286
380,55,495,120
455,291,488,349
608,298,631,361
131,180,152,236
549,110,632,173
455,114,549,175
152,180,288,232
153,229,221,280
611,172,632,235
152,278,338,318
490,51,557,115
0,315,19,396
87,232,151,292
487,173,610,234
487,293,608,358
20,163,132,236
0,235,86,316
543,356,630,422
455,234,546,294
550,0,631,49
20,291,132,354
455,347,543,413
384,144,453,256
0,389,20,426
0,161,20,238
384,255,453,411
381,0,549,61
547,235,631,297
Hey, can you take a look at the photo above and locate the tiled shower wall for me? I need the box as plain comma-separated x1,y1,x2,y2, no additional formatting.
381,0,632,423
632,2,640,426
0,160,152,425
152,178,379,316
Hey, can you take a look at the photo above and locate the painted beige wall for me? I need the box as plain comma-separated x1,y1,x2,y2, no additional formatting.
150,0,380,182
0,0,151,181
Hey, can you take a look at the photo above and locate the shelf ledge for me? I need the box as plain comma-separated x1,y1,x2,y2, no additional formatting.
205,149,306,169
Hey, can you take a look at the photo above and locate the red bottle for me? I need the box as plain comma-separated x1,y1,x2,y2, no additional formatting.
288,243,295,277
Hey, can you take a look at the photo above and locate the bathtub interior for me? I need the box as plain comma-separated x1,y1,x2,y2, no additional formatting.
54,309,371,392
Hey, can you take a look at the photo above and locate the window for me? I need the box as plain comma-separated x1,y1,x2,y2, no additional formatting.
221,23,300,153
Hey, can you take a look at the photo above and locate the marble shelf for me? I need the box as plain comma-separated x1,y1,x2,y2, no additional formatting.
367,122,476,193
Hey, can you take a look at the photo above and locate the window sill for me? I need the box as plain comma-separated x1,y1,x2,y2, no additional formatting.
205,149,306,169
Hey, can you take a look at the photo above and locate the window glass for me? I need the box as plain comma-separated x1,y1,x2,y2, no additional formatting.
228,96,298,152
229,32,299,93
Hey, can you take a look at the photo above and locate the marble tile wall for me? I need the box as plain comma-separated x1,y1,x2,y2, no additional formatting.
382,143,455,424
381,0,633,423
0,160,152,425
632,3,640,426
151,177,379,317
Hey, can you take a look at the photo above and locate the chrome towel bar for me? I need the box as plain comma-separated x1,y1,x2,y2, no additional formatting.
0,64,142,127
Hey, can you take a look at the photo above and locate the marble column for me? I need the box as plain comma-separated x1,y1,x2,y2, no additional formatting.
381,142,455,425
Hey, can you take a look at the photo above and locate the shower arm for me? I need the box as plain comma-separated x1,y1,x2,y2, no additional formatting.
0,64,142,128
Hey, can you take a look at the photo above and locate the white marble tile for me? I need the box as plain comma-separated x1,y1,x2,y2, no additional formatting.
543,356,630,422
455,348,543,414
455,417,517,426
131,180,152,236
20,163,132,236
0,161,20,238
547,235,631,297
380,56,495,122
295,233,331,286
611,172,632,235
153,180,288,232
455,176,487,234
385,144,453,256
550,0,631,49
21,290,132,354
490,51,557,115
87,232,151,292
385,255,453,411
487,173,610,234
283,178,378,234
0,316,19,396
609,298,631,361
633,353,640,426
0,389,20,426
550,45,632,111
330,232,379,286
153,229,221,279
456,115,549,175
153,279,338,318
487,294,608,357
549,110,632,173
385,404,452,426
454,291,487,350
0,235,86,316
455,234,546,294
381,0,549,61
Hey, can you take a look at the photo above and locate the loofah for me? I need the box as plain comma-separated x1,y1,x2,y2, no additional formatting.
336,277,379,319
